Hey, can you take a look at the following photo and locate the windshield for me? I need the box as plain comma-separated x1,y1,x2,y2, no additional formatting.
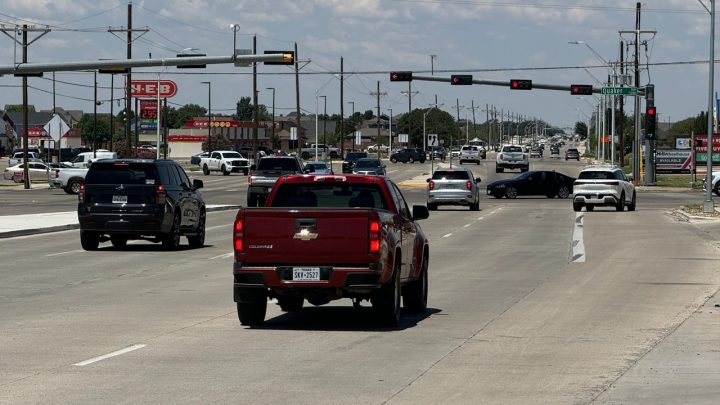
432,170,470,180
578,171,616,180
85,162,158,185
222,152,243,159
272,183,387,209
503,146,523,153
257,158,300,171
310,163,327,170
346,152,367,161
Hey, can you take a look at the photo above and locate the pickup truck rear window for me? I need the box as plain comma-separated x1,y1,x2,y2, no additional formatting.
85,163,158,185
272,183,387,209
432,170,470,180
503,146,523,153
257,158,300,171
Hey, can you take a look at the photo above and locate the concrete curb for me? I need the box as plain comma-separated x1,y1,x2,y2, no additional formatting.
669,209,720,223
0,205,242,239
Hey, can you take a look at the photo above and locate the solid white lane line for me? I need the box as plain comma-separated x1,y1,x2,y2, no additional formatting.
210,252,234,260
205,225,229,231
443,233,452,238
571,212,586,263
73,344,146,366
46,250,83,257
463,224,471,228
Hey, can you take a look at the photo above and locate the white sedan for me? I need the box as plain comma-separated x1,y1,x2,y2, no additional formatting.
3,162,53,182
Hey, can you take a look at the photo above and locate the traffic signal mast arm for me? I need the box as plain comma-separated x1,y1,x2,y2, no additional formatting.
410,75,607,94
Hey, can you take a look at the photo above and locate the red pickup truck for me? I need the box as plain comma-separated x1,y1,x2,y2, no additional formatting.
233,174,430,326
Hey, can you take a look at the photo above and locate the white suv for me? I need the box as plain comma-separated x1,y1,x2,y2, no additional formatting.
702,171,720,196
459,145,483,165
573,165,636,212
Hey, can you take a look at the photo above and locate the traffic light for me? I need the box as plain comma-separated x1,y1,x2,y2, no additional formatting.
450,74,473,85
264,50,294,65
570,84,593,95
645,104,657,140
510,79,532,90
390,71,413,82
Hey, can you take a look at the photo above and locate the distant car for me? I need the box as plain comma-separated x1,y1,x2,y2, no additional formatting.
549,145,560,156
78,159,206,250
304,161,333,174
430,146,446,160
3,162,53,182
190,152,210,165
450,149,461,158
573,165,636,212
390,148,426,163
565,148,580,161
427,167,481,211
342,151,369,173
8,150,42,166
459,145,484,165
529,146,543,158
352,158,386,175
486,170,575,199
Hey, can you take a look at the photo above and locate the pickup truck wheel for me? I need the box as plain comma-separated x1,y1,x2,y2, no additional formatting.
202,165,210,175
496,166,504,173
110,236,128,248
236,292,267,326
403,257,428,313
557,186,570,199
616,192,625,211
573,202,582,212
221,164,230,176
372,265,401,326
80,231,99,251
504,186,518,199
277,296,304,312
301,152,310,160
714,182,720,196
390,157,398,163
408,157,414,163
162,214,181,250
187,211,205,248
427,203,437,211
586,205,594,212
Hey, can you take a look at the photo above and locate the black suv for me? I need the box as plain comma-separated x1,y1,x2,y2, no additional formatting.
390,148,426,163
342,151,369,173
78,159,206,251
430,146,446,160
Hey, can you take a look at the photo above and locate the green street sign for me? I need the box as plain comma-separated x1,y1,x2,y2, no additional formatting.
601,87,638,95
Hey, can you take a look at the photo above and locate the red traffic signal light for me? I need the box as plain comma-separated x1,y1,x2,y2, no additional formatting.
450,74,473,85
645,104,657,140
570,84,593,95
390,71,413,82
510,79,532,90
646,106,656,116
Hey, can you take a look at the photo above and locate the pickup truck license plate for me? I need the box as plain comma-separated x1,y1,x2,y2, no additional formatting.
112,195,128,204
293,267,320,281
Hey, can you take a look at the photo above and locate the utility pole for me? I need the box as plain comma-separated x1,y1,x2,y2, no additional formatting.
370,82,387,156
633,3,642,184
93,71,98,158
619,40,625,168
294,42,301,155
110,74,114,152
252,35,258,160
0,24,50,189
340,57,344,158
320,95,327,145
348,101,355,151
401,86,419,146
470,101,478,140
486,104,490,147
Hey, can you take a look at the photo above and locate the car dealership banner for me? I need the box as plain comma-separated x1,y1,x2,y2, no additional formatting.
656,149,691,173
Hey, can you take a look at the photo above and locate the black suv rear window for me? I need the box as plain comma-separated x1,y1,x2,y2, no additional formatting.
272,183,387,209
345,152,368,161
432,170,470,180
85,162,158,185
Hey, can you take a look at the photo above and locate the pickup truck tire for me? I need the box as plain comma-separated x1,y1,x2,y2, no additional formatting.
372,264,401,326
586,205,594,212
64,179,83,194
277,296,304,312
202,165,210,175
504,186,518,199
403,256,428,313
408,157,414,163
187,211,206,248
236,290,267,326
162,214,182,250
390,157,398,163
301,152,310,160
714,182,720,196
221,164,231,176
80,231,100,251
573,202,582,212
495,166,504,173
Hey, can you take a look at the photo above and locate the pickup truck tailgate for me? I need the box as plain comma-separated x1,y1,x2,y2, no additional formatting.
238,209,373,266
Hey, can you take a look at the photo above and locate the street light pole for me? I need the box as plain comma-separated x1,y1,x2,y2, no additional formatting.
315,91,319,161
704,0,716,212
387,108,393,157
266,87,275,150
320,95,327,146
201,81,211,152
348,101,355,151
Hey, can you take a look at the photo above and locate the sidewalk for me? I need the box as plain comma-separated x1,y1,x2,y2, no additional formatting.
0,205,241,239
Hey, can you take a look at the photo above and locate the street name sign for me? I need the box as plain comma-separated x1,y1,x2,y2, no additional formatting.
601,87,638,95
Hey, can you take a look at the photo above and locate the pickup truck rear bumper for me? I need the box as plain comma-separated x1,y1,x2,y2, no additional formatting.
233,263,384,291
496,162,528,169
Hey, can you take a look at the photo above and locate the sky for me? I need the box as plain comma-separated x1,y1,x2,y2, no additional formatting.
0,0,716,132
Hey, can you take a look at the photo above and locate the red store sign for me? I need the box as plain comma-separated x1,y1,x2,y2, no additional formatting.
129,80,178,98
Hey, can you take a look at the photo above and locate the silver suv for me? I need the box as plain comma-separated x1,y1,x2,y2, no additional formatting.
426,167,481,211
573,165,636,212
459,145,484,165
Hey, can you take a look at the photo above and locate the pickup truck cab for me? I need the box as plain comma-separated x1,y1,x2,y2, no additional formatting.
233,174,430,326
247,156,304,207
64,150,117,168
496,145,529,173
200,150,249,176
300,144,340,160
9,151,42,166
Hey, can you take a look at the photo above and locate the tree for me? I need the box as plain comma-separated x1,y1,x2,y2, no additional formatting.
363,110,375,120
574,121,587,138
396,108,458,148
235,97,271,121
202,133,233,151
78,114,111,147
4,104,36,113
168,104,207,128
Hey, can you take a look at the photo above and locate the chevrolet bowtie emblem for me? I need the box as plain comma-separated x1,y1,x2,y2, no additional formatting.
293,228,318,241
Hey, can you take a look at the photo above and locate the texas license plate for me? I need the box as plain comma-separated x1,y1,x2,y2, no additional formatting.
292,267,320,281
112,195,128,204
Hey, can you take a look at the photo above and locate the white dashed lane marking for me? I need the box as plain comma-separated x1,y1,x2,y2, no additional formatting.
571,212,586,263
73,344,146,366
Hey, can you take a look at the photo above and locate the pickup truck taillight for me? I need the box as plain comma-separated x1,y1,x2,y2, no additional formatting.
466,181,472,190
247,175,252,185
369,219,381,253
54,169,60,179
156,185,167,204
428,180,435,190
233,217,244,252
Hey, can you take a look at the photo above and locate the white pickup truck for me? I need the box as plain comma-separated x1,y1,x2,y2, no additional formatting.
496,145,529,173
64,150,116,168
300,144,340,160
200,150,250,175
49,167,89,194
9,151,43,166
